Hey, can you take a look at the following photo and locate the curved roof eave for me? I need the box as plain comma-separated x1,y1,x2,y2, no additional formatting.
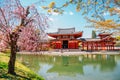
47,31,83,38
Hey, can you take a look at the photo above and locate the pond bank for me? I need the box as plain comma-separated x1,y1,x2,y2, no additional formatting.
0,53,44,80
17,50,120,56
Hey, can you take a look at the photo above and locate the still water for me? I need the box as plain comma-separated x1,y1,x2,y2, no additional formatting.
17,54,120,80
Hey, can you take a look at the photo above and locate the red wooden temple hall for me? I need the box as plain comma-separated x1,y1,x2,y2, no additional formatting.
82,33,116,51
48,28,82,49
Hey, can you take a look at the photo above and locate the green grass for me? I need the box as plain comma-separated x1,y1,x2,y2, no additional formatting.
0,52,44,80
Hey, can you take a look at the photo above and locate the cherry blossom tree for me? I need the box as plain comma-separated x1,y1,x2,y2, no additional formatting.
0,0,49,75
17,27,40,51
0,32,9,51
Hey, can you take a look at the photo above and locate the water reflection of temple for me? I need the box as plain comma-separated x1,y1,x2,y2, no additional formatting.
17,54,117,75
48,54,116,75
48,56,84,75
82,54,116,71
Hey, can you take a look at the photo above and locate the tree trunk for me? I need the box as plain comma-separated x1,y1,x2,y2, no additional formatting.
8,33,18,75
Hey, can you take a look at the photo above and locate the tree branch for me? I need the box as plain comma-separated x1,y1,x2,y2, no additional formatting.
0,8,8,25
20,6,30,26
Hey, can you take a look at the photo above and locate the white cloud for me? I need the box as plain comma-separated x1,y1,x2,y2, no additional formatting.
51,12,59,16
49,17,54,22
116,7,120,10
69,11,74,15
103,12,110,16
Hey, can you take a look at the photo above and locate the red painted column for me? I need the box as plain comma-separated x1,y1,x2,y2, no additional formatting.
82,42,84,50
60,41,62,49
91,42,93,51
102,42,105,50
97,42,99,50
113,43,115,50
96,42,98,50
87,42,89,51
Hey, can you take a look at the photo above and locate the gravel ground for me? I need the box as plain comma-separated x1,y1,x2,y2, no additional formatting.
17,50,120,56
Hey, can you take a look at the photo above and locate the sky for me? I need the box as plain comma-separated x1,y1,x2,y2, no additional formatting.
0,0,119,38
20,0,97,38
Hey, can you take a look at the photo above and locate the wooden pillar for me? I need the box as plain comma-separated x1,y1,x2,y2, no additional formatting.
108,45,110,50
111,45,113,50
108,44,109,50
102,42,103,50
93,42,95,51
99,42,101,50
95,42,97,51
107,45,108,50
113,43,115,50
100,42,102,50
106,42,108,50
96,42,98,50
102,42,105,50
110,45,111,50
109,43,111,50
91,42,93,51
110,45,112,50
83,42,85,51
112,45,113,50
97,42,99,50
105,42,106,50
95,42,96,50
87,42,89,51
103,42,105,50
91,42,92,51
94,43,95,50
82,42,84,50
95,42,98,50
92,42,94,51
99,43,101,50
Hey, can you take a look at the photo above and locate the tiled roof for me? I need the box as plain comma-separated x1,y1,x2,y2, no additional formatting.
48,27,81,35
81,38,101,41
98,33,112,36
85,38,101,41
58,27,75,34
80,35,114,42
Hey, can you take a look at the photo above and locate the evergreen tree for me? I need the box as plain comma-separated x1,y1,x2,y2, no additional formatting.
92,30,96,38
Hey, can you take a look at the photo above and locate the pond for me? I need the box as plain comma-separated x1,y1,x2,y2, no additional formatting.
17,54,120,80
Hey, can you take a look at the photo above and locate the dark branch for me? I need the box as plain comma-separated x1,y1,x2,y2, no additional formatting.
0,8,8,25
20,6,30,26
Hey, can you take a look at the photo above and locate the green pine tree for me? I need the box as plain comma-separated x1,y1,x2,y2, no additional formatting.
92,30,96,38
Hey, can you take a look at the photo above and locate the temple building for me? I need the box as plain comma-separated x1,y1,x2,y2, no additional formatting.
48,28,82,49
48,28,116,51
81,33,116,51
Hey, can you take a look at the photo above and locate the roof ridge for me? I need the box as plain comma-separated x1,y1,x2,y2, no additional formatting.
58,27,75,30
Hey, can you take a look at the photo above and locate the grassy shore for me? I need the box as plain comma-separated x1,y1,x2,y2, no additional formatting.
0,52,44,80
